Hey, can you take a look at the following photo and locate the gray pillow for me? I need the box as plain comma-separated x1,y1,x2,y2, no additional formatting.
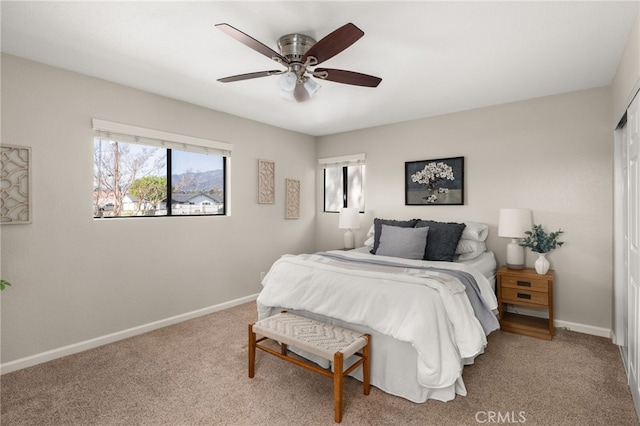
376,224,429,260
415,220,466,261
370,218,419,254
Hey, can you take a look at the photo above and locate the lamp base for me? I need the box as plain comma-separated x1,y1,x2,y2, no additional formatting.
343,229,355,250
506,238,525,270
506,263,525,270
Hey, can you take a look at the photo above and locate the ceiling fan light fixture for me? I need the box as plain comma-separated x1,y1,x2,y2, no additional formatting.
278,71,297,92
279,88,295,101
303,77,321,97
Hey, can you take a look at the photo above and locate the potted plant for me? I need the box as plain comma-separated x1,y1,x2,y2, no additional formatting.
520,224,564,274
0,279,11,291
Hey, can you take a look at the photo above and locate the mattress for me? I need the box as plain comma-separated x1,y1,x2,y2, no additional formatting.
457,251,497,291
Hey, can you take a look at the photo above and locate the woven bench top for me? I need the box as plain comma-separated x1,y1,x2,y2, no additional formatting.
252,312,368,361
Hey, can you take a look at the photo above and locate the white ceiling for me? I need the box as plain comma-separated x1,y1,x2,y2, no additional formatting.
2,1,638,136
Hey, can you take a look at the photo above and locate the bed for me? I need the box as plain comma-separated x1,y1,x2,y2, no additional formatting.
256,219,499,403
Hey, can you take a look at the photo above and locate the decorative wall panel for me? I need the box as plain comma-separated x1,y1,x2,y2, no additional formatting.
285,178,300,219
258,159,275,204
1,145,31,224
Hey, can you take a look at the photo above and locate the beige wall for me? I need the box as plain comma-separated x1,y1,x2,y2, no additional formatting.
0,55,317,364
4,14,635,365
612,11,640,124
316,87,613,333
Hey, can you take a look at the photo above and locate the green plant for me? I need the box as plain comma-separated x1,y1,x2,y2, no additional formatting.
520,224,564,253
0,279,12,291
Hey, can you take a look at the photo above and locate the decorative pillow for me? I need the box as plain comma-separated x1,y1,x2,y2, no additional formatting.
370,218,419,254
376,224,429,260
460,222,489,242
415,220,466,261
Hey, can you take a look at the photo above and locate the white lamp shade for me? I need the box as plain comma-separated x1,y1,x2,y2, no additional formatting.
498,208,532,238
339,207,360,230
279,72,297,92
304,78,321,97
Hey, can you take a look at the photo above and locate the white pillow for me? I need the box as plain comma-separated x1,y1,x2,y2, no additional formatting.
376,224,429,260
461,222,489,242
455,239,486,254
364,224,375,247
457,251,485,261
455,239,486,261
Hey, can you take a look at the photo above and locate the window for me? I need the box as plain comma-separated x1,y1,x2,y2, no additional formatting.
319,154,365,213
92,119,232,218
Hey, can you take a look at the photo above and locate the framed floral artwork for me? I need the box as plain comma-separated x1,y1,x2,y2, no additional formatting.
405,157,464,205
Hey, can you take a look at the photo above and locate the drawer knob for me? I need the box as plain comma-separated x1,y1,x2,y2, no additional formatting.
517,293,532,300
517,280,531,287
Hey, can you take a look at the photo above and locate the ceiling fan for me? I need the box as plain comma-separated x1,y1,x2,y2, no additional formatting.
215,22,382,102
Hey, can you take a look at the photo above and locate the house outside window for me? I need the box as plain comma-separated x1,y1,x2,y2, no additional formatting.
319,153,365,213
92,119,232,218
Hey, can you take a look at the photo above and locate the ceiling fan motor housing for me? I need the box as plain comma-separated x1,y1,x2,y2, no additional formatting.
277,34,316,63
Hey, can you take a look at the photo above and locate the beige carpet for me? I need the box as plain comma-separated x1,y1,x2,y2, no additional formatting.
1,301,638,426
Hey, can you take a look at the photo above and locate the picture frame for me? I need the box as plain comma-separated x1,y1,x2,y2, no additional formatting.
405,156,464,206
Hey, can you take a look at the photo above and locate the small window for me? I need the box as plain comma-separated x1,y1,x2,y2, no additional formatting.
320,154,365,213
92,120,231,218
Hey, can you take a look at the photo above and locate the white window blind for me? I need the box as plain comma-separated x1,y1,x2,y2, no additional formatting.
318,153,365,168
92,119,233,157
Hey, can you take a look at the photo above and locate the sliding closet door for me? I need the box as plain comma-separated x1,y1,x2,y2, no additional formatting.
628,92,640,410
615,121,629,350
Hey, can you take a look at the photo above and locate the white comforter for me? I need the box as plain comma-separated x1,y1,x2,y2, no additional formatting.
257,250,498,393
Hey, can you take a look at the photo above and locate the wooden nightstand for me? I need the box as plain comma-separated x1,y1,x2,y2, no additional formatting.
496,266,554,340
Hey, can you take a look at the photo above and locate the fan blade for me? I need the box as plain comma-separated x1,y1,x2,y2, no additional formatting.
302,23,364,65
217,70,282,83
216,23,288,64
314,68,382,87
293,83,310,102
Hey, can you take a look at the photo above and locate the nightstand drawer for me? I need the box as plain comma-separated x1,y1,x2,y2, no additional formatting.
501,287,549,306
500,275,549,293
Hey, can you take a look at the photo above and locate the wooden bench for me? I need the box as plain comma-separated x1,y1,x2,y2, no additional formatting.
248,311,371,423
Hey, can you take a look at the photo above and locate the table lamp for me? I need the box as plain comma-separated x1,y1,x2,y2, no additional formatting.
498,208,532,270
339,207,360,249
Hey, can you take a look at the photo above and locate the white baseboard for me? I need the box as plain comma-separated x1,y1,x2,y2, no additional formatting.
0,293,260,375
554,319,611,338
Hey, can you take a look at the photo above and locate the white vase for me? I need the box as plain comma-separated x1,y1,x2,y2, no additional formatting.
535,253,550,275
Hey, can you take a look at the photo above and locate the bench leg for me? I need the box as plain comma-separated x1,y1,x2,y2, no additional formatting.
248,323,256,378
334,351,344,423
363,334,371,395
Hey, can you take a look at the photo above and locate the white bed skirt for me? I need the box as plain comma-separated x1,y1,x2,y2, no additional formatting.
259,305,472,403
